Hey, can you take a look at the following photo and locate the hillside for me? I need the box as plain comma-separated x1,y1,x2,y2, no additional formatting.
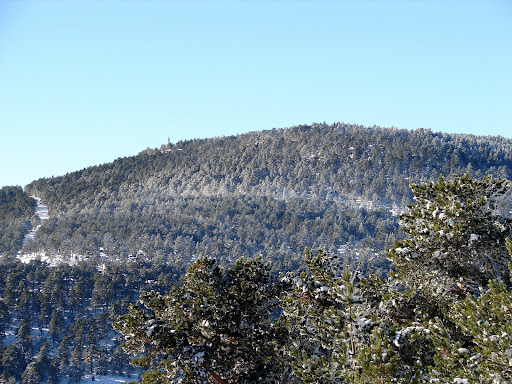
20,123,512,274
0,186,37,255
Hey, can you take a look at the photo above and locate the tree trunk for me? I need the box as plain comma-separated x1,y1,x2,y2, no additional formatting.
208,368,229,384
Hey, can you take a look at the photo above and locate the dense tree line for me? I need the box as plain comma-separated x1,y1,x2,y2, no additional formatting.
23,193,396,275
116,174,512,383
0,257,180,383
20,124,512,273
0,187,37,256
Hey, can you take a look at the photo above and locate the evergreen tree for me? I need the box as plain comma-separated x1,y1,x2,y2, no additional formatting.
382,174,512,380
84,343,100,375
34,342,52,382
49,310,63,347
68,345,84,383
0,301,9,338
2,342,28,381
115,257,287,383
16,318,33,360
55,336,71,378
21,362,39,384
429,239,512,383
388,174,511,299
282,249,398,383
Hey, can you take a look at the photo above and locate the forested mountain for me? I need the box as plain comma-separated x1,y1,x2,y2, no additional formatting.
1,123,512,383
21,123,512,274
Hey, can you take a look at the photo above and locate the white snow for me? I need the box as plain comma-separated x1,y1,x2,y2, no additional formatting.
393,325,427,347
193,351,205,363
16,196,50,263
470,353,481,361
59,373,140,384
356,317,372,327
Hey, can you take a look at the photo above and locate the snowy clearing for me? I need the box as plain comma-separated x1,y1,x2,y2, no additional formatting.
59,373,140,384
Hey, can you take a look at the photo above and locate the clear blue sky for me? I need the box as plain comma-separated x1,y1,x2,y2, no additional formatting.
1,0,511,188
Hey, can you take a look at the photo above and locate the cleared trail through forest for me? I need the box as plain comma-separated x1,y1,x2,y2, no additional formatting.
19,196,49,249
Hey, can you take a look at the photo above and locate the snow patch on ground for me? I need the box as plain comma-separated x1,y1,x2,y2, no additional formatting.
21,202,48,244
15,197,129,266
59,373,140,384
16,196,50,263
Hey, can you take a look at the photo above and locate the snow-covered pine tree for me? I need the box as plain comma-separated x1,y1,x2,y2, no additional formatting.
114,257,287,383
281,249,346,382
388,174,511,299
429,239,512,383
381,174,512,381
282,249,398,383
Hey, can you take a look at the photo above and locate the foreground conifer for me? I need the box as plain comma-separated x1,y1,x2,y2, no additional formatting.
388,174,511,298
114,257,288,383
281,249,398,383
429,239,512,383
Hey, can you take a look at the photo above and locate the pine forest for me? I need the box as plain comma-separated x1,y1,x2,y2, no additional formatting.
1,123,512,383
